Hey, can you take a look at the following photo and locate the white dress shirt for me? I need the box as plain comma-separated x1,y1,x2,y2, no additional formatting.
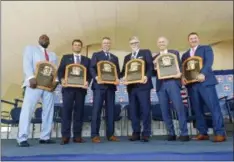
73,53,81,63
160,49,168,55
131,49,140,59
190,45,198,57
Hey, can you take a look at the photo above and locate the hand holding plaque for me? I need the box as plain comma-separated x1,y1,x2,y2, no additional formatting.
35,61,57,91
97,61,118,85
182,56,203,84
154,53,181,79
124,59,145,84
63,64,87,88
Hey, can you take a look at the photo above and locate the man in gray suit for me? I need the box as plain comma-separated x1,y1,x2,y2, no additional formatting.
17,34,58,147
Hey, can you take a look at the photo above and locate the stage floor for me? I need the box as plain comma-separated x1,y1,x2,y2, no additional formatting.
1,136,233,161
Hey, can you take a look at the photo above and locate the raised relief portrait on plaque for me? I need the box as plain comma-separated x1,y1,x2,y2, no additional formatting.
125,59,145,84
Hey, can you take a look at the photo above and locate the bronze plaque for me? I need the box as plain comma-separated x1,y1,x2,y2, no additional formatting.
35,61,57,91
97,61,118,84
63,64,87,88
154,53,180,79
125,59,145,84
182,56,203,84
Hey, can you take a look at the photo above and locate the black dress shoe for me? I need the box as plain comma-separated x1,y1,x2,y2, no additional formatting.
167,135,176,141
178,135,190,141
18,141,30,147
128,135,141,141
141,136,150,142
39,139,56,144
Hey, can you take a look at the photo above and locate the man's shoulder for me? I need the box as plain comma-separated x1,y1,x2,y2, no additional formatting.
168,49,179,55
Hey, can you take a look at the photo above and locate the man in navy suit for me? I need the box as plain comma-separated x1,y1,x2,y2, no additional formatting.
58,39,91,145
121,36,153,142
153,37,189,141
181,32,226,142
90,37,120,143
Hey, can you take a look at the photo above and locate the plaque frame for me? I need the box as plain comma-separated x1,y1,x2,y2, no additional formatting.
63,63,87,88
182,56,203,84
124,58,145,84
97,61,118,84
35,61,57,91
155,53,181,79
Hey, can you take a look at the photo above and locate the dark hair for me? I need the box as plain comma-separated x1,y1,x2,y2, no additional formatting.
188,32,199,39
72,39,83,46
102,37,111,40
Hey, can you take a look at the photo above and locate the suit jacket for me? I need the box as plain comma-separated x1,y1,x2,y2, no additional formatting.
181,45,218,87
152,49,182,92
57,54,91,92
89,50,120,91
121,49,153,93
22,45,58,88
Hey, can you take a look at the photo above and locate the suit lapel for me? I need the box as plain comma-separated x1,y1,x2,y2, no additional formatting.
194,45,201,56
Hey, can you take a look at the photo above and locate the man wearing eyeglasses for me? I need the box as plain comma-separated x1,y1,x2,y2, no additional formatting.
121,36,153,142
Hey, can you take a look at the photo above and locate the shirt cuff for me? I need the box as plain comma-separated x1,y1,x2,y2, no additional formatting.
27,76,35,81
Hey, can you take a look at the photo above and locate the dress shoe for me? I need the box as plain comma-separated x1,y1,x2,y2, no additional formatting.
108,136,120,142
141,136,150,142
128,135,140,141
166,135,177,141
39,139,56,144
92,136,101,143
192,134,209,140
60,137,70,145
73,137,85,143
18,141,30,147
212,135,226,142
178,135,190,141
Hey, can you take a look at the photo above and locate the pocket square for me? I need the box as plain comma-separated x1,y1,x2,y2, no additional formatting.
137,56,143,59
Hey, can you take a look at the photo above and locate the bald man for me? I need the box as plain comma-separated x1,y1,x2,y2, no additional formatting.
121,36,153,142
153,37,189,141
17,35,58,147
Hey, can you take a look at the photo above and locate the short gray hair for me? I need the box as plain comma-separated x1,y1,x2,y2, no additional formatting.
129,36,140,43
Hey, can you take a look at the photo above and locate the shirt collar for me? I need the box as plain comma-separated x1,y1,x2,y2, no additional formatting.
190,45,198,52
39,45,46,52
132,48,140,55
73,53,81,57
160,49,168,54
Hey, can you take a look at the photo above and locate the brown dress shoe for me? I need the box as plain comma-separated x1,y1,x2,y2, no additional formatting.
92,136,101,143
73,137,85,143
212,135,226,142
141,136,150,142
60,137,70,145
108,136,120,142
192,134,209,140
128,134,140,141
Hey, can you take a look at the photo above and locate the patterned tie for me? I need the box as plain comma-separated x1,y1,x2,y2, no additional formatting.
44,49,49,61
75,55,80,64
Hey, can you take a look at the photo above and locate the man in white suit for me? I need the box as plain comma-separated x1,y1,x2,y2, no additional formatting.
17,34,58,147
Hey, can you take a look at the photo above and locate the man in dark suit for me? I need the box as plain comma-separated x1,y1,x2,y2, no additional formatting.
152,36,189,141
121,36,153,142
57,39,91,145
181,32,226,142
89,37,120,143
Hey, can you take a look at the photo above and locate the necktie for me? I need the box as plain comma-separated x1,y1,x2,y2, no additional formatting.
75,55,80,64
131,52,136,59
44,49,49,61
106,52,110,60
